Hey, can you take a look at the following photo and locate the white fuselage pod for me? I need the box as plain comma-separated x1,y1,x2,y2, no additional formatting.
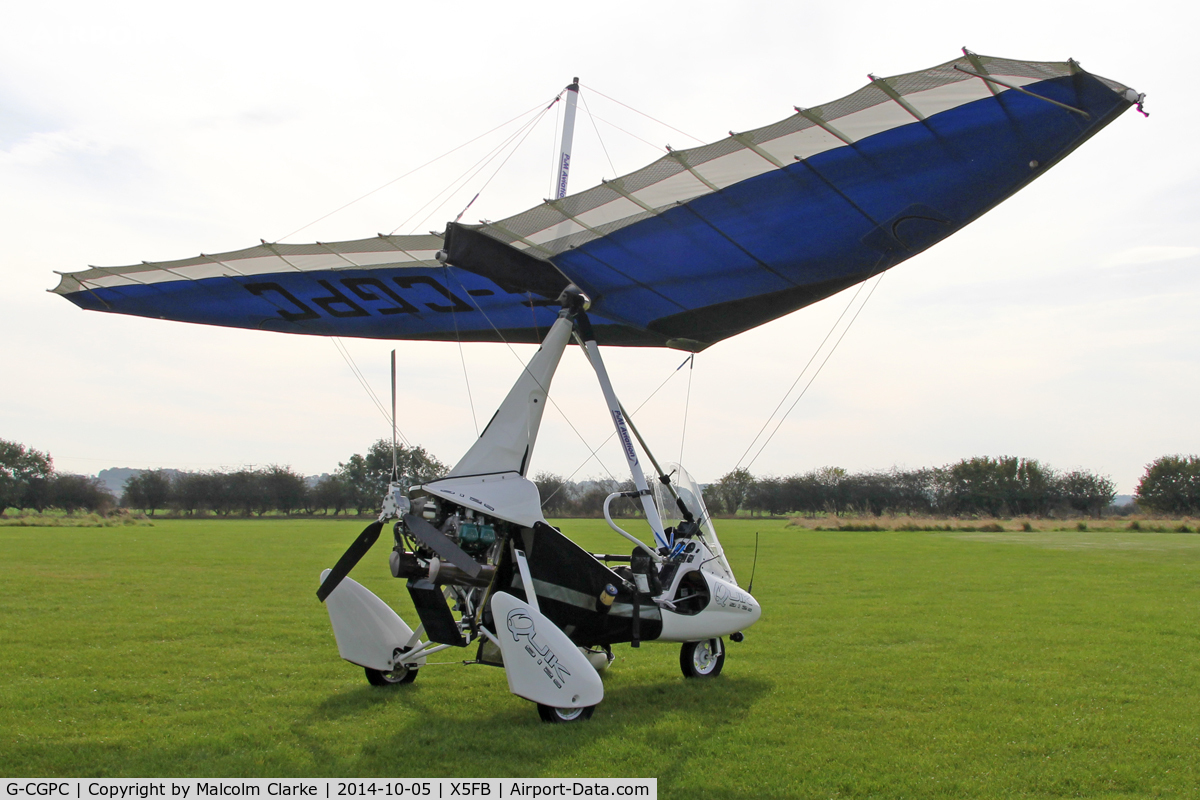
657,571,761,643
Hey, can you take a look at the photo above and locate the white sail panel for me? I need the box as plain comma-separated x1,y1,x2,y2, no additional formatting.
474,55,1101,260
52,235,444,296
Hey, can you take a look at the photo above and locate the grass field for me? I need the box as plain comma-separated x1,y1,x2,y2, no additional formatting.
2,518,1198,797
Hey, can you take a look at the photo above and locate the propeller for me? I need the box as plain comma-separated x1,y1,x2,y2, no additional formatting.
316,520,384,602
317,349,407,603
318,350,486,598
402,513,482,578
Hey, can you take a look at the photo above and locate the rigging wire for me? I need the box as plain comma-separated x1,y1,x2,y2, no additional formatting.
579,90,618,179
591,115,670,154
527,292,541,342
678,353,694,465
733,278,872,470
276,99,550,243
391,99,558,235
541,351,694,507
388,133,518,235
462,101,559,215
329,336,412,446
439,268,620,482
399,98,558,235
443,265,480,437
548,93,563,198
581,83,707,145
456,340,479,437
743,272,887,471
391,92,562,439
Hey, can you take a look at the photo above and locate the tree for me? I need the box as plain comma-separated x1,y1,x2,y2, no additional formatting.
335,454,371,515
339,440,449,516
262,465,308,515
780,472,823,517
49,474,114,513
1058,470,1117,517
225,469,266,516
942,456,1058,517
812,466,849,516
1136,455,1200,515
534,471,573,517
365,440,448,487
711,468,755,516
573,478,627,517
170,472,203,515
887,468,937,516
744,476,785,516
311,474,350,515
842,471,898,516
122,470,173,516
0,439,53,514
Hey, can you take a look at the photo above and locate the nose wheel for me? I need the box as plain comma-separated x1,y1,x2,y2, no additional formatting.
537,704,596,723
680,638,725,678
364,664,418,686
364,646,420,686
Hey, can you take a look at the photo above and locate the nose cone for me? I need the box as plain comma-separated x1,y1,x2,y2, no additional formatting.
710,574,762,630
742,589,763,629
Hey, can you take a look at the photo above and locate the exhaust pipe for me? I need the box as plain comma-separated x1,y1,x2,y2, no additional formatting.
390,550,494,588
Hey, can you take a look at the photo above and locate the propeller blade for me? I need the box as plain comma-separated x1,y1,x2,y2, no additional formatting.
316,520,383,601
402,513,482,578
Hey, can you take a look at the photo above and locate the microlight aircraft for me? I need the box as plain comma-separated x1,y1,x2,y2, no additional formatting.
52,52,1144,721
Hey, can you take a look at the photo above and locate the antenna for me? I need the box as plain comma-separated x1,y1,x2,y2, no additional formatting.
747,531,760,593
390,349,399,482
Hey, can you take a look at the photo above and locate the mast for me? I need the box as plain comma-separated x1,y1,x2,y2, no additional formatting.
555,78,580,200
390,349,398,482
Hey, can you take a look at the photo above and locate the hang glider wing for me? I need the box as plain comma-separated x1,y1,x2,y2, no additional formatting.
52,53,1143,351
52,235,599,346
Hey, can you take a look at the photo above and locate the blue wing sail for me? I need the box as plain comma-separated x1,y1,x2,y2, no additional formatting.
53,54,1141,350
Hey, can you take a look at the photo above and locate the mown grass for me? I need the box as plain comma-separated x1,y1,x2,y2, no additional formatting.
2,519,1198,797
784,514,1200,534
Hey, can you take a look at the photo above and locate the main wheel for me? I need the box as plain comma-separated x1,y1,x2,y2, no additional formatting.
537,704,595,723
364,665,418,686
680,638,725,678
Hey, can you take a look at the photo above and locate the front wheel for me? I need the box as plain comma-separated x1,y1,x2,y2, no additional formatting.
364,665,418,686
680,638,725,678
537,704,595,723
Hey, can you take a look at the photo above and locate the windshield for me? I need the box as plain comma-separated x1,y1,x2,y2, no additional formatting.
654,463,736,583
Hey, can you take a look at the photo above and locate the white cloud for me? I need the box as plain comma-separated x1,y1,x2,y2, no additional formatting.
0,130,102,167
1102,245,1200,268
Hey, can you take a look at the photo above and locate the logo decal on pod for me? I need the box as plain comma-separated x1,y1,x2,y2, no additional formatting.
507,609,572,688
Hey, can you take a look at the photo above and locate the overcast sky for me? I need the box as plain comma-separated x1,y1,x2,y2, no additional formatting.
3,0,1196,495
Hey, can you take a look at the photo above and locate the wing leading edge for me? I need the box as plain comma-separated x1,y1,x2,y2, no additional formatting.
52,53,1142,351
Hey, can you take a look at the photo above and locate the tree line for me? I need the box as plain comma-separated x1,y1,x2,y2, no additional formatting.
539,456,1200,518
532,458,1119,519
1,437,445,517
706,455,1200,518
4,436,1200,518
121,440,447,516
0,440,113,513
719,458,1118,518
